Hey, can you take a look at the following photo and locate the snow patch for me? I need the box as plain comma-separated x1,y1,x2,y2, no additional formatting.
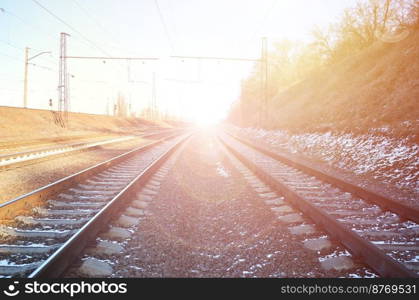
229,125,419,194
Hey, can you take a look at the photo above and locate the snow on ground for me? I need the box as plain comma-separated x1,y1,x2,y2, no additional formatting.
229,126,419,194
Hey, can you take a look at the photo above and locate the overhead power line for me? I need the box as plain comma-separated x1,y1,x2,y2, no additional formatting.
65,56,159,60
71,0,110,34
0,39,23,51
0,52,21,62
248,0,278,43
31,0,128,76
171,55,261,62
31,0,112,57
70,0,122,46
29,63,56,72
1,7,58,43
154,0,175,53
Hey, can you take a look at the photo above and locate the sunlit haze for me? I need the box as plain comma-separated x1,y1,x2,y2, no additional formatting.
0,0,358,124
0,0,417,281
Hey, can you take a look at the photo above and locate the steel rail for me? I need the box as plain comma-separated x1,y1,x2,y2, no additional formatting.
0,136,134,170
0,130,181,171
0,133,180,221
0,134,105,149
29,133,191,278
219,135,418,278
226,132,419,224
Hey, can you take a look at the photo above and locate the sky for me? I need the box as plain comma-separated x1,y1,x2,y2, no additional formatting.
0,0,359,124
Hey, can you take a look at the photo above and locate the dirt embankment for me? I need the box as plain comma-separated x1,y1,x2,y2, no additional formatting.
0,106,171,143
236,29,419,142
229,30,419,203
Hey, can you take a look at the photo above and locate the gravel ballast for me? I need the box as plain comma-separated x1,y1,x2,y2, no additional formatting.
0,137,154,203
74,132,374,278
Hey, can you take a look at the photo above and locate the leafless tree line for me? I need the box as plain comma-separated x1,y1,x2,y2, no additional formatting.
312,0,418,63
231,0,418,126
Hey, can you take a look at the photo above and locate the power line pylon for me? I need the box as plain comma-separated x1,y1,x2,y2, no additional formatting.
261,37,268,128
58,32,70,126
151,72,157,120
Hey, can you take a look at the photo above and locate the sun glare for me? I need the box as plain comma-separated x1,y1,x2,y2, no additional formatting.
186,102,228,127
194,114,221,127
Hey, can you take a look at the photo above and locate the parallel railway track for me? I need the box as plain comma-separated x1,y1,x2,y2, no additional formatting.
1,128,416,278
0,130,179,171
220,132,419,278
0,132,189,278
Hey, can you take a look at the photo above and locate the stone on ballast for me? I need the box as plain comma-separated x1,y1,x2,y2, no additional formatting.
320,256,355,271
87,240,124,256
277,213,303,224
271,205,294,214
265,198,286,206
289,224,315,235
149,180,161,186
136,194,153,202
255,187,271,193
78,258,113,277
115,215,139,227
100,227,132,240
259,192,277,199
303,237,332,251
125,207,145,217
141,188,158,196
131,200,148,209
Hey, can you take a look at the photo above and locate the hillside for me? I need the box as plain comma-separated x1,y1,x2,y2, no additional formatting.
232,29,419,142
228,29,419,205
0,106,171,142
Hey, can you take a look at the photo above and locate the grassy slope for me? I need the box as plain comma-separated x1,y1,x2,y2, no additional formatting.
0,106,170,142
263,30,419,141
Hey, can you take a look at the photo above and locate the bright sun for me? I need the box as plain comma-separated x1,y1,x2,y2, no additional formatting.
178,84,234,127
188,104,226,127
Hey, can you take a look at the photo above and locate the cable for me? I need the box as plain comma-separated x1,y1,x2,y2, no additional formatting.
0,10,57,63
167,0,179,44
0,39,23,51
70,0,121,47
248,0,278,43
31,0,113,57
0,41,56,72
31,0,128,76
29,63,56,72
154,0,175,53
1,7,57,43
0,52,21,62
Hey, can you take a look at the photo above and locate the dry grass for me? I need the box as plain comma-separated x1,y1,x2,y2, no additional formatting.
0,106,171,142
256,30,418,142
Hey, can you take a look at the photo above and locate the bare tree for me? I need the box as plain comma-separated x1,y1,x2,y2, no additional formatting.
116,92,128,117
232,0,417,126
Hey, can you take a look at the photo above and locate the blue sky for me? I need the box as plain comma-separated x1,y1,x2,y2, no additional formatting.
0,0,358,122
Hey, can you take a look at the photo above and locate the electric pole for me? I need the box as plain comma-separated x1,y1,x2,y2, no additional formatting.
58,32,70,126
259,37,268,128
23,47,29,109
23,47,51,108
262,37,268,128
170,54,262,126
151,72,157,120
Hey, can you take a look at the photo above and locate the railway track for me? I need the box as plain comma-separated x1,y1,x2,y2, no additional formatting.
0,130,179,171
0,134,108,151
219,132,419,278
0,129,176,151
0,132,189,278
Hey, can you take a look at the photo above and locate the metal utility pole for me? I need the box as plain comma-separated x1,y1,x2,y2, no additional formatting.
260,37,268,128
63,55,159,119
23,47,29,109
58,32,70,125
23,47,51,108
170,54,263,126
151,72,157,120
